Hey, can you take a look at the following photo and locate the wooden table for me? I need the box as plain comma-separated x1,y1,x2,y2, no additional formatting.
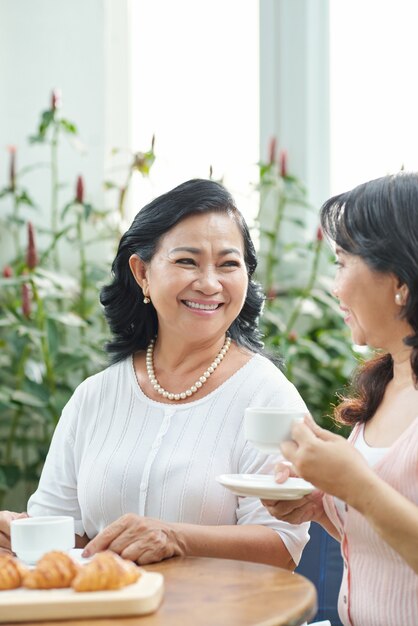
18,557,317,626
143,557,317,626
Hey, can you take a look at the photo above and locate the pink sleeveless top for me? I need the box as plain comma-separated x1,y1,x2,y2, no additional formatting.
323,418,418,626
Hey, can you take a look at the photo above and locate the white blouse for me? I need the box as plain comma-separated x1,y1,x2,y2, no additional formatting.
28,353,310,564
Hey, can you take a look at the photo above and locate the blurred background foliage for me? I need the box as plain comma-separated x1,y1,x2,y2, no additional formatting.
0,93,357,509
0,91,155,509
254,139,359,434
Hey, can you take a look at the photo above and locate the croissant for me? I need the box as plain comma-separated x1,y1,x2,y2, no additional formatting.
23,550,79,589
0,553,28,590
72,551,141,592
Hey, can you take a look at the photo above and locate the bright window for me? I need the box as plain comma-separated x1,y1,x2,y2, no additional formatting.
330,0,418,194
130,0,259,223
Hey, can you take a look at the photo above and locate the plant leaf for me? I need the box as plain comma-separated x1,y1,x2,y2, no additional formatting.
11,390,47,408
59,119,78,135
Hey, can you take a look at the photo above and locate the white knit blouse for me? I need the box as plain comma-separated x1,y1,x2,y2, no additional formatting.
28,353,310,564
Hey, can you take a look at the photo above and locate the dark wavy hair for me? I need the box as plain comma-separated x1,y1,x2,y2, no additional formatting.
320,171,418,424
100,178,265,363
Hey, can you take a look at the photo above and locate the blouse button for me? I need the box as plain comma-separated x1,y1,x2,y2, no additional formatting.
343,595,347,604
344,503,348,512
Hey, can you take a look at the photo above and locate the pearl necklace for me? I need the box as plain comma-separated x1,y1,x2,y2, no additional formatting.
146,336,232,401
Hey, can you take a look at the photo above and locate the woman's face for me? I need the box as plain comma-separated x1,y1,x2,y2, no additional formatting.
134,212,249,342
333,247,408,349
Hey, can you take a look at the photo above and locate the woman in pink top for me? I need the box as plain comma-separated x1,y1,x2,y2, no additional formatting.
263,172,418,626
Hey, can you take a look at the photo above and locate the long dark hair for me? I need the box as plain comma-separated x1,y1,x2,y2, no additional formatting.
320,171,418,424
100,178,265,363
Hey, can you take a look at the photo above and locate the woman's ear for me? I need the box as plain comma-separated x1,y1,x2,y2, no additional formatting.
129,254,149,293
395,277,409,306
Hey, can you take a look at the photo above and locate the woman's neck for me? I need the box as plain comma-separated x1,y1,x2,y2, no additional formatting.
390,347,414,389
152,331,228,374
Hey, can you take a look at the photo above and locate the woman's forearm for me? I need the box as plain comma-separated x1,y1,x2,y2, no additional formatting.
347,472,418,573
174,523,296,569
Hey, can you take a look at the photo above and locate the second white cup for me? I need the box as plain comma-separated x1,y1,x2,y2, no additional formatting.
244,407,306,453
11,515,75,565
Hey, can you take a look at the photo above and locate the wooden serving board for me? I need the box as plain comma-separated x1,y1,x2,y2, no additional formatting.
0,570,164,623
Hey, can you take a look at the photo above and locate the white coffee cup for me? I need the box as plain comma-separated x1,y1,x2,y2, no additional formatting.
11,515,75,565
244,407,306,453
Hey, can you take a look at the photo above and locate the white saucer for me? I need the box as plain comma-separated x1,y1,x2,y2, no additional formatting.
216,474,315,500
19,548,92,568
68,548,93,564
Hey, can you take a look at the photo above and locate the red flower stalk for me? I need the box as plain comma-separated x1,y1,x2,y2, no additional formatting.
7,145,16,192
2,265,13,278
288,330,298,343
279,150,287,178
268,137,277,165
316,226,323,242
26,221,39,270
76,175,84,203
21,283,31,318
51,88,62,112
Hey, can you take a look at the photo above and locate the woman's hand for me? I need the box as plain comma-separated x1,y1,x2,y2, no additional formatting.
82,514,183,564
281,414,368,503
282,417,418,571
273,460,294,484
263,459,325,525
0,511,28,553
262,489,326,525
262,455,339,537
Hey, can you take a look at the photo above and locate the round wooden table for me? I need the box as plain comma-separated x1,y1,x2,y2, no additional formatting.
141,557,317,626
13,557,317,626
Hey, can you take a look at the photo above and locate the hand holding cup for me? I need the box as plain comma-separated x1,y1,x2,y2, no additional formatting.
244,407,306,454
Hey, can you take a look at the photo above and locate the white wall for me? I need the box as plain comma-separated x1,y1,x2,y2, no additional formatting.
330,0,418,193
0,0,130,266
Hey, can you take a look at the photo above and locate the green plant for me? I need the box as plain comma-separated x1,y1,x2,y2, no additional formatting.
0,91,155,509
255,140,359,432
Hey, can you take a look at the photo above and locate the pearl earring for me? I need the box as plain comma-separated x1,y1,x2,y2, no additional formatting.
143,296,151,304
395,293,403,306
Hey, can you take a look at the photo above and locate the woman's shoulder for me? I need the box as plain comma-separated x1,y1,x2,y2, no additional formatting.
57,358,132,430
71,357,130,401
245,352,290,380
243,353,308,410
228,350,298,388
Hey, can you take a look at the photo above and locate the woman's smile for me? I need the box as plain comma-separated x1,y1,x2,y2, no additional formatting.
339,305,351,324
182,299,224,313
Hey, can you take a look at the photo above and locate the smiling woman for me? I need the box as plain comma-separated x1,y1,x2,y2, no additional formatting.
0,179,310,571
264,172,418,626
